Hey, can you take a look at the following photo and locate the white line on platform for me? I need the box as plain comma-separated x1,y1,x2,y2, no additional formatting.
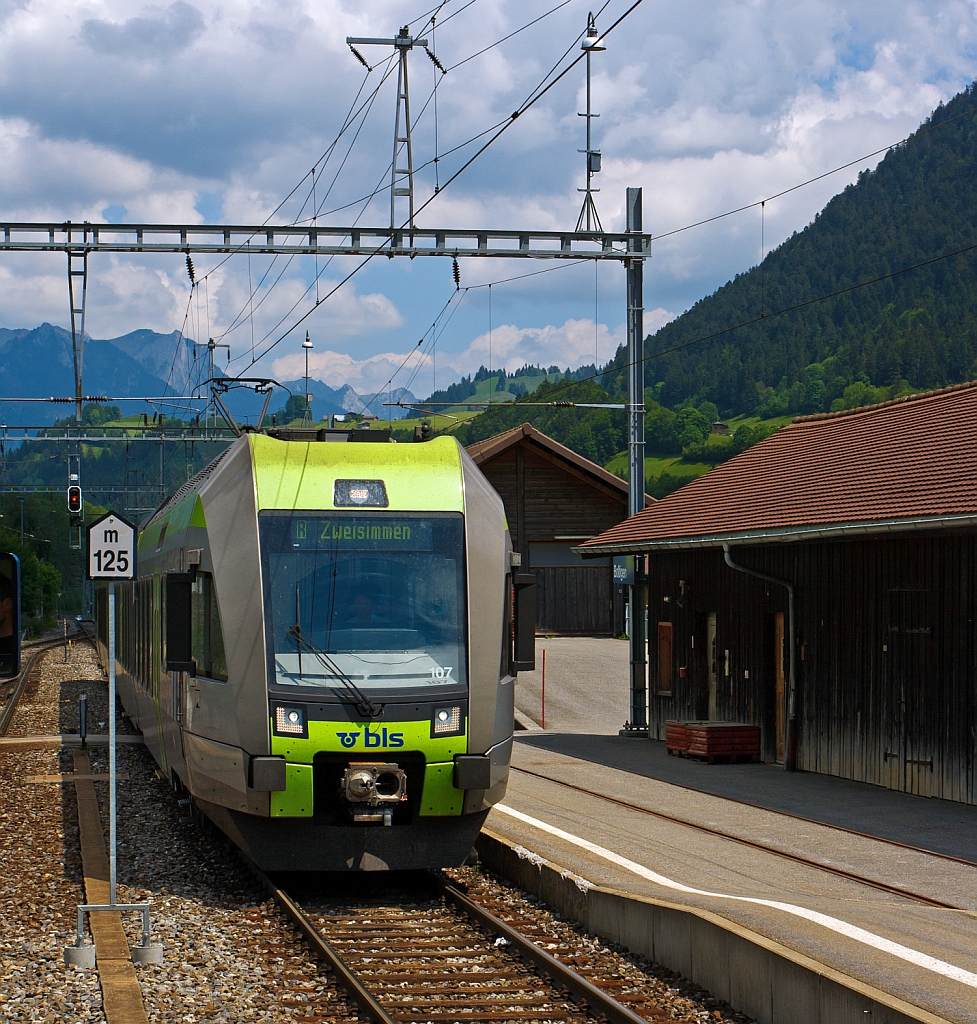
496,803,977,989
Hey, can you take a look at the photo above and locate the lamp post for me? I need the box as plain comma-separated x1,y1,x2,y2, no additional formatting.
576,12,606,232
302,332,314,424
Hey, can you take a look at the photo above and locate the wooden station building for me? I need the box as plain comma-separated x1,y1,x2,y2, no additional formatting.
580,383,977,805
467,423,651,634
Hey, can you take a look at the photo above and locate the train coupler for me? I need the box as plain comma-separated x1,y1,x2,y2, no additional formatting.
342,762,407,825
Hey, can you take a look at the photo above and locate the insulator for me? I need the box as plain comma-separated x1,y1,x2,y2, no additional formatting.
425,47,447,74
452,258,460,290
186,253,195,283
349,45,371,71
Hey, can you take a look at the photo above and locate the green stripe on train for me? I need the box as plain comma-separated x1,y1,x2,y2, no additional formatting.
269,717,468,818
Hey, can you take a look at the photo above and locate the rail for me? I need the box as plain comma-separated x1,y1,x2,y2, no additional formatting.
0,622,98,737
511,765,969,908
248,862,655,1024
0,641,56,736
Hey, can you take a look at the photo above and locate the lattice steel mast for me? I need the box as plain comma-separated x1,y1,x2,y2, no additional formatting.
347,26,427,231
576,13,605,233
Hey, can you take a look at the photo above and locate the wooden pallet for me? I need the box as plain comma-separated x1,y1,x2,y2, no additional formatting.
665,720,760,762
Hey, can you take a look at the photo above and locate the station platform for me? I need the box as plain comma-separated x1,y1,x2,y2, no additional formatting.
499,639,977,1023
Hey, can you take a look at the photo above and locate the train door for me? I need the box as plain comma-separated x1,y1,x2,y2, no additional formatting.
884,589,933,795
706,612,717,720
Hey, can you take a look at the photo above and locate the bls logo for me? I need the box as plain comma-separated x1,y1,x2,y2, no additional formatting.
336,726,405,749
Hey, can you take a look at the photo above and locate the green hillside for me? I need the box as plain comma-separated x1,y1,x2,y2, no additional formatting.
599,83,977,417
421,364,565,411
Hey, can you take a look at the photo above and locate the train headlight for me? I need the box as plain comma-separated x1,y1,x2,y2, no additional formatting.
432,705,462,735
274,705,307,737
333,479,389,508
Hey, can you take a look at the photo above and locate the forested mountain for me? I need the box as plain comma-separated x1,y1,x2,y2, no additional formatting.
600,83,977,417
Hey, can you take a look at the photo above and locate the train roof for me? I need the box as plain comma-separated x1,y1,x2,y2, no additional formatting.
139,433,470,542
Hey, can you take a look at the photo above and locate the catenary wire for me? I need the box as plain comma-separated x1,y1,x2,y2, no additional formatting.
294,0,600,225
445,0,576,71
361,291,462,416
218,62,394,344
654,105,977,243
240,0,647,369
495,237,977,412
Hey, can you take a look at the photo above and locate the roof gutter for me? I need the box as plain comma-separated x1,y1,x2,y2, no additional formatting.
573,512,977,556
722,544,797,772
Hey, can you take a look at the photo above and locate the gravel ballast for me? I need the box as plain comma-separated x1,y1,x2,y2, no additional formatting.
3,637,352,1024
3,631,757,1023
449,866,758,1023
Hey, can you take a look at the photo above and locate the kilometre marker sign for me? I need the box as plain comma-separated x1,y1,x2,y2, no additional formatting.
87,512,137,580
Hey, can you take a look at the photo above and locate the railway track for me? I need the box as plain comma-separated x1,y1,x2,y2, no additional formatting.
0,638,59,736
0,621,95,736
510,765,970,910
255,869,663,1024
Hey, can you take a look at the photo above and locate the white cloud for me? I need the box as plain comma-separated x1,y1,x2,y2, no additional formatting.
0,0,976,390
271,311,674,395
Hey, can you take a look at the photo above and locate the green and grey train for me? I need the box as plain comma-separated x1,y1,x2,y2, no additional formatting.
95,430,534,871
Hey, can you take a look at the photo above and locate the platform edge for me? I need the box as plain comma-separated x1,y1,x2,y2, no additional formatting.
475,827,955,1024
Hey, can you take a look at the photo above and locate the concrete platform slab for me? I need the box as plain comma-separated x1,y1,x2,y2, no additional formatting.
489,740,977,1022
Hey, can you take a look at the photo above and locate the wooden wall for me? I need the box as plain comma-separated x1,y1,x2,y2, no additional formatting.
646,533,977,805
477,441,628,634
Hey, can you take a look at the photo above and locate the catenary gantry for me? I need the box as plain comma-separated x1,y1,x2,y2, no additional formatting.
0,222,649,260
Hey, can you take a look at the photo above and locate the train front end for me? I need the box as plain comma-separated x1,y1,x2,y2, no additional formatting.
200,432,524,871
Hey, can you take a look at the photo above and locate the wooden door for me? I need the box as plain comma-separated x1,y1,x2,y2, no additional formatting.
706,612,717,721
657,622,673,693
885,589,933,795
773,612,785,763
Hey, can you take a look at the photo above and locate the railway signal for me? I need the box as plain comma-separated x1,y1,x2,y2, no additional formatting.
67,485,82,514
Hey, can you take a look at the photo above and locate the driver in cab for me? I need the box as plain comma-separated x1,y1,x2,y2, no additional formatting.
346,589,388,629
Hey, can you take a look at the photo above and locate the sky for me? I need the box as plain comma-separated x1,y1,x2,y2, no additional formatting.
1,0,976,404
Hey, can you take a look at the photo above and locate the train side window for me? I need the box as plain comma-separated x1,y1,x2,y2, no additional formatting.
192,573,228,681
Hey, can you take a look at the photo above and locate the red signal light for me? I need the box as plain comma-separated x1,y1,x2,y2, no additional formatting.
67,485,82,514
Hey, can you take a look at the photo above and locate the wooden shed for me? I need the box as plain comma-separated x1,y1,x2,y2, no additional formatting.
467,423,651,634
580,383,977,805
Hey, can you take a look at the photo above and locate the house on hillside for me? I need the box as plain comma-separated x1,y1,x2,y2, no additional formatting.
466,423,653,634
580,383,977,805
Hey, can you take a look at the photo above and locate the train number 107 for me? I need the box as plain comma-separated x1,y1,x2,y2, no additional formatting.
92,550,130,573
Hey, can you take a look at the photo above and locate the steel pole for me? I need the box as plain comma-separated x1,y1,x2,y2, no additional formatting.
625,187,647,735
108,581,117,905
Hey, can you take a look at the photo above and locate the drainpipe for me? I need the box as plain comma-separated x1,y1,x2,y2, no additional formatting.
722,543,797,771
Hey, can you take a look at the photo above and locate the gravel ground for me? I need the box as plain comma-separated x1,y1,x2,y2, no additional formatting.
2,637,353,1024
1,644,103,1021
87,741,349,1023
448,866,758,1023
2,634,756,1023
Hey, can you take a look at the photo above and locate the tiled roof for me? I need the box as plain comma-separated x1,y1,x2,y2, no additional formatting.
580,381,977,552
466,422,653,505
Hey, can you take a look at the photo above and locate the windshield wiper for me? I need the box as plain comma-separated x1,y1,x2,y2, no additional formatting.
287,623,381,719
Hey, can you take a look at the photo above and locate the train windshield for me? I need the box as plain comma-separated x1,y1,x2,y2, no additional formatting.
259,511,467,694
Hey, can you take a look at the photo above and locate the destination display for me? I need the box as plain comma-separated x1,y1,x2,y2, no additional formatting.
291,516,434,552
